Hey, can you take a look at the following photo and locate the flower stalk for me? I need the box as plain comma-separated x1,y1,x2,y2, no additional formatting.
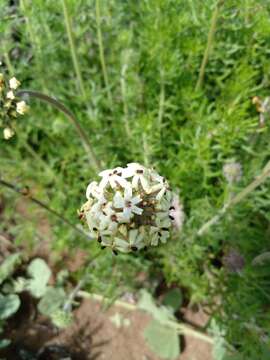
61,0,87,99
17,89,101,172
95,0,113,106
0,178,92,241
195,0,223,91
197,160,270,236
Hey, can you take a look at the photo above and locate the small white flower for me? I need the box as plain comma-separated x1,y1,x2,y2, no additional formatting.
114,186,142,222
85,211,99,236
123,163,150,192
156,212,171,229
100,236,113,247
9,77,20,90
86,181,105,203
3,127,15,140
149,182,167,200
114,237,130,252
99,203,118,234
16,100,28,115
128,229,144,249
6,90,15,100
99,167,128,189
149,226,170,246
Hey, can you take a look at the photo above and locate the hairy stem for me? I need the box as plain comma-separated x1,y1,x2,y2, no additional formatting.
0,178,92,240
17,90,101,172
197,160,270,236
95,0,113,106
61,0,86,99
78,291,214,344
195,0,223,91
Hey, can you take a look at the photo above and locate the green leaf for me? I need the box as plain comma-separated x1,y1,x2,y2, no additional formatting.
0,253,22,285
162,288,183,312
27,258,51,298
144,319,180,360
37,287,66,317
138,290,175,324
0,294,20,320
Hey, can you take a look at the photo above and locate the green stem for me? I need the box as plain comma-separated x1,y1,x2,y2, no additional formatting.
188,0,199,25
17,89,101,172
143,133,150,167
0,178,92,240
195,0,223,91
95,0,113,106
20,0,47,92
78,291,214,344
20,0,36,47
158,71,165,131
61,0,87,99
3,50,14,75
197,160,270,236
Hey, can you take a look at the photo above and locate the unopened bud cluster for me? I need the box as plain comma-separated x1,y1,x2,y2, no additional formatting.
0,74,29,140
80,163,181,254
223,161,242,185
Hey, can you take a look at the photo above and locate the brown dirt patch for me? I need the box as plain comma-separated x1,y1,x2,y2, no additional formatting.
1,297,213,360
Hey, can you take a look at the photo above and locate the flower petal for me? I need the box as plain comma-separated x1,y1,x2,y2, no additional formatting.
132,205,143,215
113,192,125,208
139,176,149,192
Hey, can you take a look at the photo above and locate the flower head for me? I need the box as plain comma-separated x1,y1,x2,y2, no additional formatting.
80,163,183,253
6,91,15,100
3,127,15,140
9,77,20,90
0,74,28,140
223,161,242,185
16,100,29,115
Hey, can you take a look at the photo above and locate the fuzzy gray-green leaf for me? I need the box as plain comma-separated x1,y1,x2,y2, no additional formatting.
27,258,51,298
37,287,66,317
144,319,180,359
0,253,22,285
0,293,20,320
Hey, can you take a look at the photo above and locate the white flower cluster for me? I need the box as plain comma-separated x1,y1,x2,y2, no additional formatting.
0,74,29,140
80,163,180,254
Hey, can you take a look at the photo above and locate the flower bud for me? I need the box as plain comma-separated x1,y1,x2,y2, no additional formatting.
223,161,242,185
16,100,29,115
0,74,29,138
3,127,15,140
9,77,20,90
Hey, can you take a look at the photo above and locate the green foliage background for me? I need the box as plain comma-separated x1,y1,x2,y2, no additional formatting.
1,0,270,358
